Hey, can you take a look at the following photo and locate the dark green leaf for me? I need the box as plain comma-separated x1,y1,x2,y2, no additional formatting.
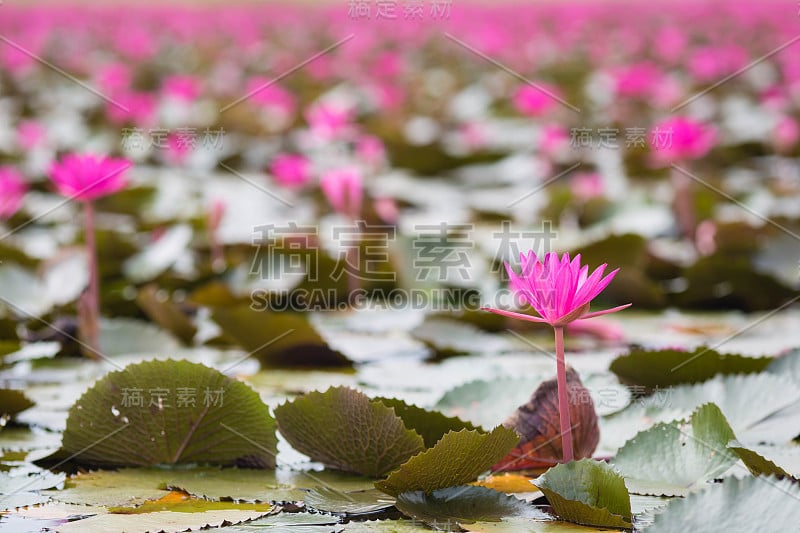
376,397,480,448
609,347,771,389
395,485,540,527
275,387,425,477
612,404,737,496
375,427,519,497
55,359,277,468
532,459,632,529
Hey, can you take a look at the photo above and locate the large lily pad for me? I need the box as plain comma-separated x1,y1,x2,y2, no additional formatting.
395,485,541,527
647,476,800,532
225,511,342,532
0,470,65,511
274,387,425,477
55,359,277,468
609,347,772,389
56,507,273,533
612,403,737,496
375,427,519,497
411,318,515,357
635,373,800,444
212,305,350,367
376,397,479,447
304,487,396,516
0,389,34,419
135,285,197,344
728,441,800,479
436,377,546,429
532,459,632,529
108,491,273,514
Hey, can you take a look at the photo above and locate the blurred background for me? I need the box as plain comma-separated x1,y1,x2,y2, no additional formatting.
0,0,799,355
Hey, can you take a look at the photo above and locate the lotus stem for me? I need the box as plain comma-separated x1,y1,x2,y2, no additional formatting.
554,325,574,462
82,200,101,359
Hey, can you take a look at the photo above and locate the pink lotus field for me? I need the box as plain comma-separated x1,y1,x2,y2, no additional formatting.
1,2,800,532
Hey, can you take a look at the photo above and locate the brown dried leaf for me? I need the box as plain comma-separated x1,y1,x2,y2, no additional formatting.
492,368,599,471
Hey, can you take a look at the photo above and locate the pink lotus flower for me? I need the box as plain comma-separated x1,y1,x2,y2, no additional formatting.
513,83,561,116
305,102,353,139
355,135,386,167
612,62,664,99
49,154,131,202
484,252,630,327
484,250,630,463
270,154,311,189
373,196,399,224
649,116,717,166
162,75,200,102
540,124,570,159
106,91,157,127
16,121,46,150
570,172,604,202
246,79,296,117
320,167,362,217
95,63,132,94
688,45,748,83
165,133,192,165
0,167,28,219
773,116,799,153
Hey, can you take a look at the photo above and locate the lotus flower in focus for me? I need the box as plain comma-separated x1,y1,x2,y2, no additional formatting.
0,167,28,219
484,250,630,462
483,251,630,327
49,154,130,201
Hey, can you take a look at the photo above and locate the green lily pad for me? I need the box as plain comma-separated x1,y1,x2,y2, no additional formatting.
275,468,380,494
55,359,277,468
342,518,433,532
56,508,273,533
227,511,343,532
636,373,800,444
436,377,546,429
97,318,182,357
375,427,519,497
532,459,632,529
376,397,480,447
766,348,800,383
0,470,65,511
49,469,180,507
463,517,627,532
612,403,737,496
212,305,350,367
122,223,193,283
0,389,34,419
304,487,396,515
727,441,800,479
108,495,273,514
274,387,425,477
411,318,515,357
609,347,772,389
647,476,800,532
162,467,303,503
395,485,540,527
135,285,197,344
